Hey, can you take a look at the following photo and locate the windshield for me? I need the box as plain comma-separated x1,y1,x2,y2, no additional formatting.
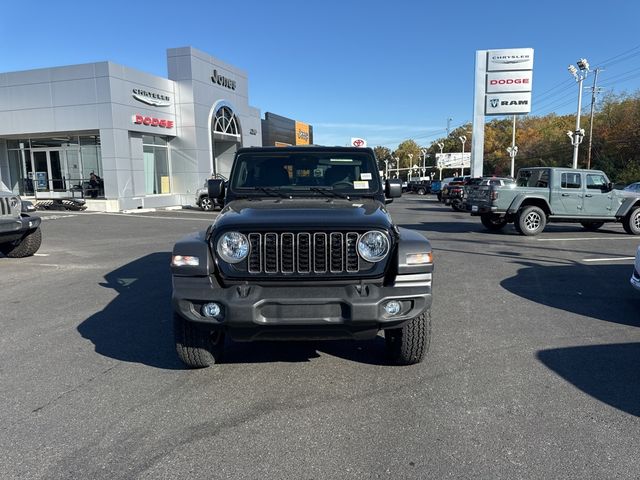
230,151,381,195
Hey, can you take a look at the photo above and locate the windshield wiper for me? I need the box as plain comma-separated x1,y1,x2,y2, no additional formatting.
309,187,351,200
250,187,290,198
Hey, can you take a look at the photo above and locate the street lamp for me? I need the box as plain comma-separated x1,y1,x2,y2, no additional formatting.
458,135,467,176
568,58,589,168
393,156,400,179
420,147,428,178
436,142,445,180
407,153,414,180
507,145,519,177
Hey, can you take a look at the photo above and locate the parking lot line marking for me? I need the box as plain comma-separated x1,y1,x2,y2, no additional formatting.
538,236,639,242
33,253,50,257
582,257,635,262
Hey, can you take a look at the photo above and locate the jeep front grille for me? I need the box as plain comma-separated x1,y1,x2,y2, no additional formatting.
0,198,12,216
247,232,361,274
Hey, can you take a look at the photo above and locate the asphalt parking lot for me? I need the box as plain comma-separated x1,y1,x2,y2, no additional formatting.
1,196,639,479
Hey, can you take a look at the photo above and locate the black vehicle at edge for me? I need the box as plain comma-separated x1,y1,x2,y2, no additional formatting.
170,146,434,367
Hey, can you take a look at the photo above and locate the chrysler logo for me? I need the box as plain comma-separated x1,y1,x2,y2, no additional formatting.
491,55,531,65
132,89,171,107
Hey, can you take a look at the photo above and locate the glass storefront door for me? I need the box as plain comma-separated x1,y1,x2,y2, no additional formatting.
30,149,72,192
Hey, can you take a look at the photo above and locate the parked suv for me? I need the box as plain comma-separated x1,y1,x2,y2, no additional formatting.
171,147,434,367
0,181,42,257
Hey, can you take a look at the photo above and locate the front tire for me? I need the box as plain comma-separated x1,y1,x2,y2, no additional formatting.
451,198,464,211
623,207,640,235
480,214,507,231
385,310,431,365
199,196,214,211
0,227,42,258
417,188,426,195
516,206,546,236
174,313,224,368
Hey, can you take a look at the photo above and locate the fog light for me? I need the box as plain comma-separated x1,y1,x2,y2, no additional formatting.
202,302,222,318
384,300,401,316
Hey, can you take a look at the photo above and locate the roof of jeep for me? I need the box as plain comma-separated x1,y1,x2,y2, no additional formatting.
236,146,374,155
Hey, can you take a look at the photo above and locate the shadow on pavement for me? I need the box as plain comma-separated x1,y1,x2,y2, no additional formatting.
537,343,640,416
77,252,395,368
223,336,391,366
501,262,639,327
77,252,185,370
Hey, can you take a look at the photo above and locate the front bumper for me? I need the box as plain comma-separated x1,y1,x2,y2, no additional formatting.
173,273,432,341
0,215,41,240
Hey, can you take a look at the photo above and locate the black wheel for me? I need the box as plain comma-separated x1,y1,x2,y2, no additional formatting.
173,313,224,368
0,227,42,258
580,221,605,231
437,192,442,202
623,207,640,235
451,198,464,211
417,188,426,195
516,206,546,236
200,196,214,211
385,310,431,365
480,214,507,231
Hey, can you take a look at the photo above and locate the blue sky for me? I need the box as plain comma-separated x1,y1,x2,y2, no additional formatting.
2,0,640,149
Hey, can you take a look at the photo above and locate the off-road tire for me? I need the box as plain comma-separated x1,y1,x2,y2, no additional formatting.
199,196,214,211
385,310,431,365
0,227,42,258
516,206,547,236
580,221,605,231
480,214,508,231
437,192,442,202
451,198,464,212
417,188,426,195
174,313,224,368
622,206,640,235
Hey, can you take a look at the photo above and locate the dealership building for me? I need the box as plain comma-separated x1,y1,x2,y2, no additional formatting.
0,47,268,211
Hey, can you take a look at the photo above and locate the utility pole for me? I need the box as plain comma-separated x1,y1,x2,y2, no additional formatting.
586,67,602,170
567,59,589,169
446,117,452,137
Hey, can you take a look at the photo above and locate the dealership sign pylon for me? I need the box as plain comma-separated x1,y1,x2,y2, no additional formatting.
471,48,534,178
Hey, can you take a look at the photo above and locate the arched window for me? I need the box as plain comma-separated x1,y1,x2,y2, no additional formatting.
212,106,240,137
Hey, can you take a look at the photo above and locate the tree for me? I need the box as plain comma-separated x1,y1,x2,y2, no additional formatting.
373,146,393,172
393,140,421,171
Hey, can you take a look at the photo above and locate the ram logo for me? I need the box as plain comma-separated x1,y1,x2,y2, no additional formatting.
490,98,499,108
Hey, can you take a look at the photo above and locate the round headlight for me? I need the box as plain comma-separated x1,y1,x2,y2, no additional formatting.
10,197,21,210
357,231,390,262
216,231,249,263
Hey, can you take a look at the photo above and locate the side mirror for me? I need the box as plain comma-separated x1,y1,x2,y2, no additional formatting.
385,179,402,198
606,182,613,192
208,179,225,200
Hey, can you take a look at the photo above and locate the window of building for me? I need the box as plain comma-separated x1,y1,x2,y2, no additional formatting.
143,135,170,194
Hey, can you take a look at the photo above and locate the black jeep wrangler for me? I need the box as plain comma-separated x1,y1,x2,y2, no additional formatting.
171,147,434,367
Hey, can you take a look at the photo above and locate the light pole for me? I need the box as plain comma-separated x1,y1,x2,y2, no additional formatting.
407,153,414,180
420,147,428,178
436,142,444,179
507,146,518,178
458,135,467,176
394,156,400,179
568,58,589,168
384,159,389,179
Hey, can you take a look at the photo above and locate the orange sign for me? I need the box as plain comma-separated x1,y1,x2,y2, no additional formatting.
295,121,310,145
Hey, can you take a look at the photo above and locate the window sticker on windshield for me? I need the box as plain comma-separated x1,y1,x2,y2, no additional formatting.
314,168,323,177
360,173,372,180
353,181,369,189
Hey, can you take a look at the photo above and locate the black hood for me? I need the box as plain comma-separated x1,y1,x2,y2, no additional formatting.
213,198,393,231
